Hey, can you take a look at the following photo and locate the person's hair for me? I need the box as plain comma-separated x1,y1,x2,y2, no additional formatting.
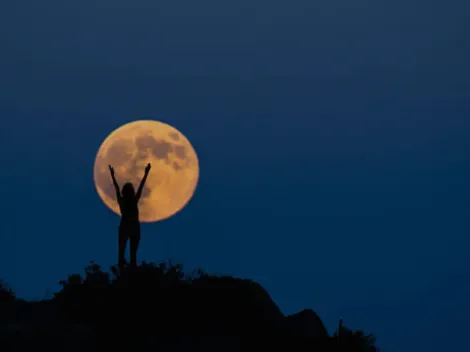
122,183,135,198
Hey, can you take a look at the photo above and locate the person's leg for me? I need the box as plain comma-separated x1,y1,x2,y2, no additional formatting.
118,225,128,269
129,225,141,267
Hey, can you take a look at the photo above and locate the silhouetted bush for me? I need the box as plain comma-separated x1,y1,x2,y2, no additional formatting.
1,261,380,351
331,320,378,352
0,280,15,304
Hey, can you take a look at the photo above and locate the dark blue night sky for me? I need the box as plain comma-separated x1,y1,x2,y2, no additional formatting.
1,1,469,351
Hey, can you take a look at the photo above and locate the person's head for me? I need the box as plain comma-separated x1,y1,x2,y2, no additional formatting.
122,182,135,198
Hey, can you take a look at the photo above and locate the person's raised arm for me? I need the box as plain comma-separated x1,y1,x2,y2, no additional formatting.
109,165,122,201
136,163,151,202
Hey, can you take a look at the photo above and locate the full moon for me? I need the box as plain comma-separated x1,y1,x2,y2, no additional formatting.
93,120,199,222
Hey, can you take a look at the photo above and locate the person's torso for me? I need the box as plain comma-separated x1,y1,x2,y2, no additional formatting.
119,198,139,223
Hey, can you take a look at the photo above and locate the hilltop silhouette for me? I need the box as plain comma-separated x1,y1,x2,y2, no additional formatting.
1,261,378,352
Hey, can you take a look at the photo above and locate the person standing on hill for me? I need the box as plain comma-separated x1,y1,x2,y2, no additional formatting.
109,163,151,269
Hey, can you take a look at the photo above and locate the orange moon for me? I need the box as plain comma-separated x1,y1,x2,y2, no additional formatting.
93,120,199,222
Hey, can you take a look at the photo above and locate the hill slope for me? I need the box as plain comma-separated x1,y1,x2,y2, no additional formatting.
0,261,378,352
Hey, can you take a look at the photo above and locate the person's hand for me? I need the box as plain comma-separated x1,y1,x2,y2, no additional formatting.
109,165,115,176
145,163,151,174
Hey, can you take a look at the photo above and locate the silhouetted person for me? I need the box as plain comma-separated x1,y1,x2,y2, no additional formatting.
109,163,151,270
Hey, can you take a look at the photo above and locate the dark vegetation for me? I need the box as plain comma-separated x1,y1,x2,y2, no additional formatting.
1,261,379,351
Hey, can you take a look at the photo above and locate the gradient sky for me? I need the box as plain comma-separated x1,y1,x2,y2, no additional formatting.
1,1,469,351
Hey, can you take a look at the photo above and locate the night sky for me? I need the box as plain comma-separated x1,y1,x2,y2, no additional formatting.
1,1,469,351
